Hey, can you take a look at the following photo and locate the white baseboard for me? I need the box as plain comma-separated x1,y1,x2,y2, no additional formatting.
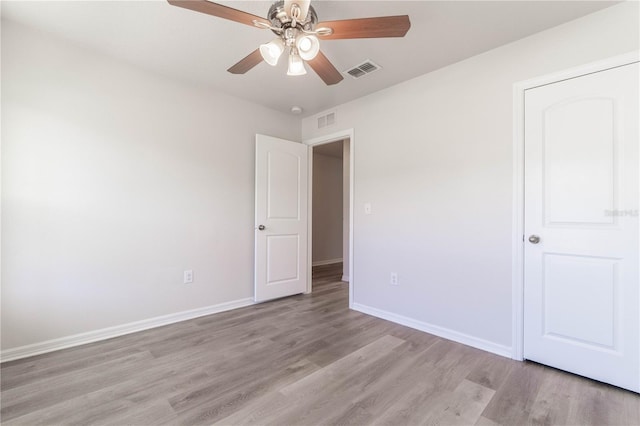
1,298,255,363
312,258,343,266
341,275,350,282
351,303,512,358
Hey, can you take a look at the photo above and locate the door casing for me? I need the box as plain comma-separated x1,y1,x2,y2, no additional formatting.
304,129,355,308
511,51,640,363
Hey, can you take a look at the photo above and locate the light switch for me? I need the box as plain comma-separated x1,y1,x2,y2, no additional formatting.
364,203,372,215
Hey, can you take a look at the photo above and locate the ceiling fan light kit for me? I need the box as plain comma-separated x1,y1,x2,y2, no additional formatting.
256,1,325,70
167,0,411,85
296,34,320,61
259,38,285,66
287,49,307,76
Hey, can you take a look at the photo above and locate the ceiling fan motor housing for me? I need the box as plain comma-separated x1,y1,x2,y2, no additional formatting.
267,0,318,35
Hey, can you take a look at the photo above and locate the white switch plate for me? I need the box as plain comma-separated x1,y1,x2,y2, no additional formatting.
184,270,193,284
364,203,372,215
390,272,398,285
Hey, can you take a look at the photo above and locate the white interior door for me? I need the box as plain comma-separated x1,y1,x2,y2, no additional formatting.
524,62,639,392
255,134,308,302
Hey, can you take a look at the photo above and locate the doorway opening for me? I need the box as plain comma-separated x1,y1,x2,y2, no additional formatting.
312,140,348,281
306,130,354,308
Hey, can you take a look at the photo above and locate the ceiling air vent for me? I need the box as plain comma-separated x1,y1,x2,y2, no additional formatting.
317,111,336,129
345,60,381,79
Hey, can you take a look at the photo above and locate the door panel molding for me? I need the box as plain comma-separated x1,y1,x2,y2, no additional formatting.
512,51,639,363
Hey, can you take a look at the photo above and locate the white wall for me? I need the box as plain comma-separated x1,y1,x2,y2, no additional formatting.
302,2,639,352
1,20,300,351
312,151,343,264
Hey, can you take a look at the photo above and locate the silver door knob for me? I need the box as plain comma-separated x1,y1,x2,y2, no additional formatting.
528,235,540,244
257,225,266,231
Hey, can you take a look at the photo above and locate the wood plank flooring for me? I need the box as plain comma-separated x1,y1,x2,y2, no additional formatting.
2,263,638,425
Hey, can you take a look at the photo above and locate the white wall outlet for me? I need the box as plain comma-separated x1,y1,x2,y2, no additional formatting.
364,203,372,215
390,272,399,285
183,270,193,284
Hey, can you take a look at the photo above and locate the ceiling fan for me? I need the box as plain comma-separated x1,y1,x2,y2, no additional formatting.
167,0,411,85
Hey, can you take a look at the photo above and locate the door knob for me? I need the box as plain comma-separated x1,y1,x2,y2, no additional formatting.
257,225,266,231
528,235,540,244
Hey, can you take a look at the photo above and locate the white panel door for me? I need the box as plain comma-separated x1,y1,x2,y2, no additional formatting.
524,62,639,392
255,134,308,302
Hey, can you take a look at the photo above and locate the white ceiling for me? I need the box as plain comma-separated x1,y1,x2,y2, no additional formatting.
2,0,617,116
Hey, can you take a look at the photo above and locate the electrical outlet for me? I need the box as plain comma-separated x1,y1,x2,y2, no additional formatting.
184,270,193,284
390,272,399,286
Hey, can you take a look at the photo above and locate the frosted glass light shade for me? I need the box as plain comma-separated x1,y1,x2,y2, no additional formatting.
287,53,307,76
259,38,285,66
296,35,319,61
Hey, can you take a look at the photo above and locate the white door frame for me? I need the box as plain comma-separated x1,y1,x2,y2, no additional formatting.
304,129,355,308
511,51,640,361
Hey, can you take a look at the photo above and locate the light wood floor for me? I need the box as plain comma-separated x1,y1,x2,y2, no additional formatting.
2,263,638,425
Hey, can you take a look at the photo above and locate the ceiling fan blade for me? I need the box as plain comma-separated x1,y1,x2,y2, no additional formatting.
317,15,411,40
227,49,264,74
167,0,270,27
308,51,344,86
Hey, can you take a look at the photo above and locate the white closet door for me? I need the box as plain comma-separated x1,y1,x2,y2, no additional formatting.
524,62,639,392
